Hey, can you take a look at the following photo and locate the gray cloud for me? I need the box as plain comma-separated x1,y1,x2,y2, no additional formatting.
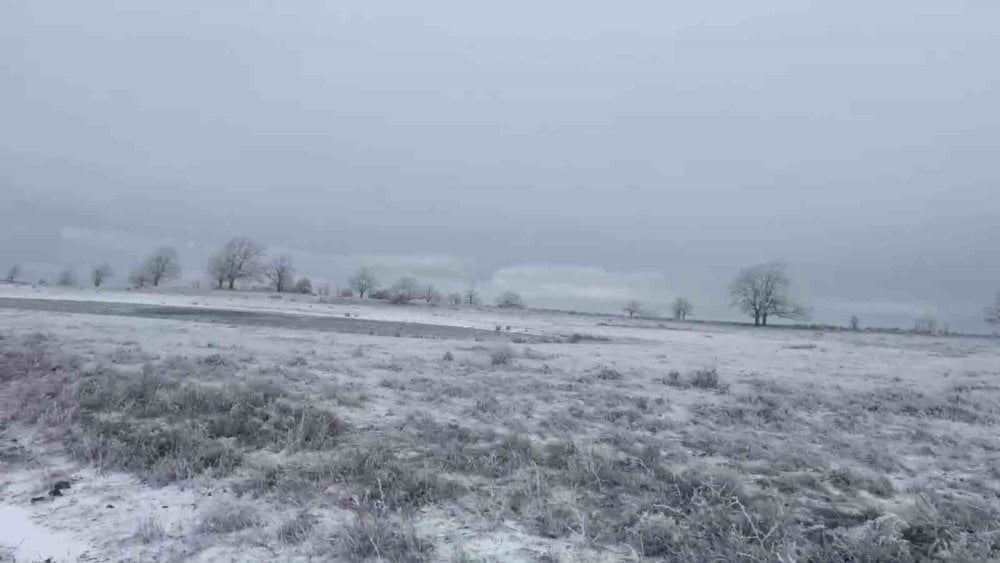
2,1,998,332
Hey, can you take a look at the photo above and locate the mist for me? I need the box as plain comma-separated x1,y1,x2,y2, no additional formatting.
3,1,998,332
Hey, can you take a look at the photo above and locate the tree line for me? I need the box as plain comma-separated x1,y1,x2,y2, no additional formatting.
6,241,1000,330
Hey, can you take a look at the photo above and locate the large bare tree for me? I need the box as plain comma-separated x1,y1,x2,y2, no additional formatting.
264,254,296,293
141,246,181,287
91,264,114,288
671,297,693,320
729,262,809,326
348,267,378,299
208,237,266,290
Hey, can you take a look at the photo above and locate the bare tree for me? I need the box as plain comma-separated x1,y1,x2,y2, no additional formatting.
422,283,442,304
986,293,1000,325
56,267,77,287
295,278,313,294
4,264,20,283
914,313,938,334
263,254,295,293
729,262,809,326
447,292,462,306
623,299,642,318
141,246,181,287
208,237,266,290
672,297,693,320
207,254,227,289
849,315,861,331
389,276,420,304
464,285,479,306
496,291,525,308
349,267,378,299
91,264,114,288
127,267,148,288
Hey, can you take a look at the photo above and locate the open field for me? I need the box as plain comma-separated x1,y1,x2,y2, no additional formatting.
2,287,1000,561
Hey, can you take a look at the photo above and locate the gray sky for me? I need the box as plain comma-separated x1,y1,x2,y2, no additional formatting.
2,1,998,331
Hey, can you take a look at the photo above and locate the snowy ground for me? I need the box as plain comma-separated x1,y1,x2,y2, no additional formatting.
1,286,999,561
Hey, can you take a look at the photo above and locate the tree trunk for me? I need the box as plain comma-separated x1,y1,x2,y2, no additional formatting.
228,278,235,290
762,313,768,326
753,312,760,326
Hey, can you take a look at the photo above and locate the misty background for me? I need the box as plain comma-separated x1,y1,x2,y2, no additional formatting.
2,1,998,332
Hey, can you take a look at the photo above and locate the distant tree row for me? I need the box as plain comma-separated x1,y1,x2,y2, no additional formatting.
7,252,1000,331
343,268,521,308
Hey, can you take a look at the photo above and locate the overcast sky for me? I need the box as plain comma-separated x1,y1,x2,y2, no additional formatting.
2,1,998,331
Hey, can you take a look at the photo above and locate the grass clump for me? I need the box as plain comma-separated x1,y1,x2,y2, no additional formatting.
134,516,166,543
276,509,315,544
197,499,262,534
689,367,720,389
342,511,433,562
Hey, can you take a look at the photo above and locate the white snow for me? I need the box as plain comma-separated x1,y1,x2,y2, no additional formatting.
0,505,90,562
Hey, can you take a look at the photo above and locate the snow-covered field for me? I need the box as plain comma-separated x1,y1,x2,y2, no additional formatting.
1,286,999,561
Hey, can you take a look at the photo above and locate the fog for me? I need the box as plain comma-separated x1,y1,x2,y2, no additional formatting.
3,1,998,332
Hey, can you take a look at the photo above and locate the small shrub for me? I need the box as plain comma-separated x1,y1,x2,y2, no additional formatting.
197,499,262,534
490,346,515,366
597,366,623,380
443,351,454,362
690,367,720,389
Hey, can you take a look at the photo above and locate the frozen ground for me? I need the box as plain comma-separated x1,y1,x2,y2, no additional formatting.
1,286,999,561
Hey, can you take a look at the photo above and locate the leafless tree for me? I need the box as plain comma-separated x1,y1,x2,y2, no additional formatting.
208,236,266,290
986,293,1000,325
127,267,148,288
914,313,938,334
447,292,462,306
141,246,181,286
389,276,420,304
623,299,642,318
295,278,313,294
91,264,114,288
422,283,442,304
56,267,77,287
4,264,20,283
672,297,693,320
464,285,479,306
207,254,227,289
496,291,525,308
729,262,809,326
263,254,295,293
849,315,860,331
349,267,378,299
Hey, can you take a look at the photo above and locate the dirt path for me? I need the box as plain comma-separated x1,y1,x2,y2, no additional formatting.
0,297,551,343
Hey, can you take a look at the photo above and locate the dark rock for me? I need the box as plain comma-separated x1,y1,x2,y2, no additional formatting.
30,496,47,503
52,480,71,491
